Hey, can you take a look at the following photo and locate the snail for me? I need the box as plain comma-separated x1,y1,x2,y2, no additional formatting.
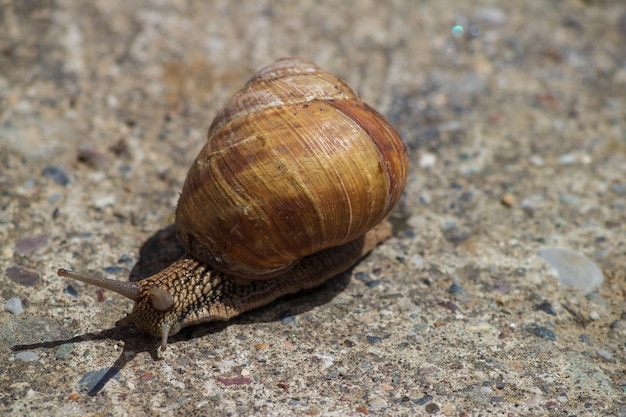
58,57,409,351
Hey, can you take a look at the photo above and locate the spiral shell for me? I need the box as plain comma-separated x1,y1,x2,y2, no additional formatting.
175,57,408,278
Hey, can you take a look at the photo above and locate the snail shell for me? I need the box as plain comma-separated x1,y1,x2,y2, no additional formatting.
58,57,408,351
176,57,408,279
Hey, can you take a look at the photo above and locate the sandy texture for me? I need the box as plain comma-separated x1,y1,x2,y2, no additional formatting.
1,1,626,416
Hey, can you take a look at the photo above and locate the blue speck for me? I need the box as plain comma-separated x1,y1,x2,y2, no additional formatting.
42,166,70,186
366,335,384,345
413,394,433,405
48,193,61,204
64,285,78,297
354,271,373,283
366,279,381,289
77,368,120,392
535,301,557,316
448,283,463,294
532,325,556,341
117,255,133,264
103,266,124,274
326,369,340,380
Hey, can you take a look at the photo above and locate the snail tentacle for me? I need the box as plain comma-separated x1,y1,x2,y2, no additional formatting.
57,268,140,301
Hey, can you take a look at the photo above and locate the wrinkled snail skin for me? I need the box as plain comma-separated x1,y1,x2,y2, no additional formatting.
58,57,408,352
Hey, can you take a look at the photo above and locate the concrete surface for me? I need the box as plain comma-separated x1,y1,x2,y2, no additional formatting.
1,1,626,416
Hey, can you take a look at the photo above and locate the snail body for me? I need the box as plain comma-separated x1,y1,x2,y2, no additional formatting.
59,57,408,351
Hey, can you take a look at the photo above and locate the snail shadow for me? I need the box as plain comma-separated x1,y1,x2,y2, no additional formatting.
13,224,353,395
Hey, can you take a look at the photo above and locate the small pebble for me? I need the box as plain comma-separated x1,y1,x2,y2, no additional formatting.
579,334,592,346
326,369,340,380
42,166,70,185
6,267,40,286
16,351,40,362
117,255,133,264
468,321,493,331
64,285,78,297
491,281,509,294
354,271,381,289
538,248,604,294
596,349,614,362
532,325,556,341
368,396,387,411
140,372,155,381
610,184,626,195
281,315,297,325
78,146,108,168
545,401,559,411
425,402,440,414
558,193,580,205
365,280,381,289
77,368,121,392
56,343,74,359
535,301,557,316
314,354,334,369
448,283,463,294
253,343,269,350
501,193,515,207
4,297,24,315
419,193,432,204
412,395,433,405
14,235,49,255
92,195,116,208
521,199,535,217
103,266,124,274
418,152,437,168
354,271,374,284
557,153,577,165
366,335,384,345
412,256,424,267
442,224,470,243
413,323,429,332
437,300,460,313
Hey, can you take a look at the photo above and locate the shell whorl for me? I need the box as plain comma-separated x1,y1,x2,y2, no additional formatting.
175,57,408,279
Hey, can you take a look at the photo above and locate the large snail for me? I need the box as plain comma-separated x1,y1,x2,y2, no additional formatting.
58,57,409,351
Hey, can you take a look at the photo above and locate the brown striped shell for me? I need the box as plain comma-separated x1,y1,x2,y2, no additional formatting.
175,57,408,279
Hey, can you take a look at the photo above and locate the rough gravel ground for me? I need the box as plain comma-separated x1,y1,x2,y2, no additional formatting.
1,1,626,416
